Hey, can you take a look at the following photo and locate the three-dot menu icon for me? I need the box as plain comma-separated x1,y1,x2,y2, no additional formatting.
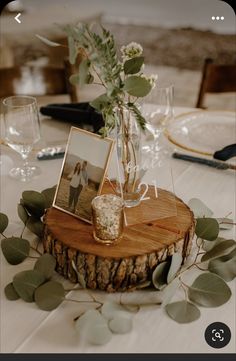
212,16,224,20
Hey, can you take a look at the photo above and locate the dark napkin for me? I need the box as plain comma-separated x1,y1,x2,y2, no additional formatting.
213,144,236,161
40,102,104,133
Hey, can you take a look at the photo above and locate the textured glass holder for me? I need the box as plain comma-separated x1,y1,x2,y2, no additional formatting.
91,194,124,245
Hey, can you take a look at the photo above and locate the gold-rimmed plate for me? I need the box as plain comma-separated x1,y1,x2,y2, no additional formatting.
165,110,236,156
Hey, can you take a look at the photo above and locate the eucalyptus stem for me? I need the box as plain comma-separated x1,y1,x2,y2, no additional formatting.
65,298,103,306
20,223,27,238
179,279,188,300
30,246,43,256
0,232,7,239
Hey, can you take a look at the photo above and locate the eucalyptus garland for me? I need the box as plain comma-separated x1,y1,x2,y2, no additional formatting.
0,189,235,345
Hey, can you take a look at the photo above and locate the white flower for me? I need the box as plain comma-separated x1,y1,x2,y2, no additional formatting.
141,74,158,89
120,42,143,60
149,74,158,89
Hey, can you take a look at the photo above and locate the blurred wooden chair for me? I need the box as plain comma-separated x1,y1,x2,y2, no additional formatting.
196,58,236,108
0,60,78,102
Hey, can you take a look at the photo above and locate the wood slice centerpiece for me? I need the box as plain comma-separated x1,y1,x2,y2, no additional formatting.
43,182,195,292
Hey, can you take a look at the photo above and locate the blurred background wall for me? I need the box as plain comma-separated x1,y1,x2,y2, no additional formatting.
1,0,235,109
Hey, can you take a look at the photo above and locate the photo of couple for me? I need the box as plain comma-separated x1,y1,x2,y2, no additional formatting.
68,160,88,213
53,127,114,223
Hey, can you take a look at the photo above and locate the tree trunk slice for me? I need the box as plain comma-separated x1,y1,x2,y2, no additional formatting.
43,183,195,292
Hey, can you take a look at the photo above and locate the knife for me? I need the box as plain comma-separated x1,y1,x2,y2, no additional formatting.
172,152,236,170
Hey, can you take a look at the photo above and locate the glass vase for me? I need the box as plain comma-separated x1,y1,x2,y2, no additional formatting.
116,106,142,208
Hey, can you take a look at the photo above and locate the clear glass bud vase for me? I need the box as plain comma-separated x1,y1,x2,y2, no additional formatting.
116,106,142,208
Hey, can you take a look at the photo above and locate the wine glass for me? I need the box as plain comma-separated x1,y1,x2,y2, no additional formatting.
141,85,174,162
3,96,41,181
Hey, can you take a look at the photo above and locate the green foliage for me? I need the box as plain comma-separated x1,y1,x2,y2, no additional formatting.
4,283,20,300
202,237,225,252
68,35,77,64
188,273,231,307
127,102,146,130
0,212,8,233
26,217,44,237
208,249,236,281
41,186,56,209
124,76,152,97
167,253,182,284
195,217,219,241
75,302,134,345
108,313,132,334
161,279,180,307
165,301,200,324
21,190,46,218
1,185,235,334
17,204,29,225
201,239,236,262
35,34,61,47
75,309,112,345
152,261,170,290
35,281,65,311
1,237,30,265
124,56,144,75
217,218,234,230
90,93,111,111
188,198,213,218
60,23,155,135
34,254,56,280
13,270,45,302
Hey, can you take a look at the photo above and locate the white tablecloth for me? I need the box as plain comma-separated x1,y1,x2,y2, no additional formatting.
0,107,235,353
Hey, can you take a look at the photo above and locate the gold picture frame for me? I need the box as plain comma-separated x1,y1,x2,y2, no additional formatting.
53,126,114,223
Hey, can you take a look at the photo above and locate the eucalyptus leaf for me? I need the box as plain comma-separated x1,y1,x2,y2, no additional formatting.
69,73,80,85
68,36,77,64
35,281,65,311
34,254,56,280
79,59,90,86
13,270,45,302
41,186,56,209
1,237,30,265
0,212,8,233
201,239,236,262
188,273,231,307
161,278,180,307
90,93,110,111
165,301,200,324
75,309,112,345
101,301,129,320
26,217,44,237
108,312,133,334
167,253,182,284
217,218,234,230
195,217,219,241
124,56,144,75
208,250,236,282
17,204,29,225
124,76,152,97
152,260,170,290
188,198,213,218
4,283,20,300
86,73,94,84
35,34,62,47
202,237,226,252
22,190,46,218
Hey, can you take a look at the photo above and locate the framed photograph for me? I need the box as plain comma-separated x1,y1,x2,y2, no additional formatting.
53,126,114,223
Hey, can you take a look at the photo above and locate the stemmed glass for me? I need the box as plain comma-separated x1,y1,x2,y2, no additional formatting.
141,85,174,162
3,96,41,181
